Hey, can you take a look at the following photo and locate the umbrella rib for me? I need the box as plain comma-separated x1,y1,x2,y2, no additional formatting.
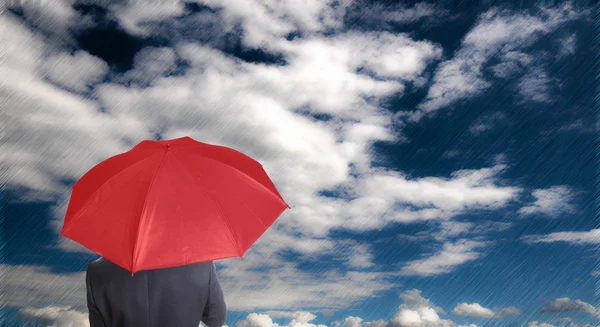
131,149,169,273
169,152,244,259
175,144,289,208
63,152,163,234
209,157,287,208
205,191,244,258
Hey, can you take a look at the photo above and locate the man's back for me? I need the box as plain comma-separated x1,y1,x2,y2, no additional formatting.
86,257,226,327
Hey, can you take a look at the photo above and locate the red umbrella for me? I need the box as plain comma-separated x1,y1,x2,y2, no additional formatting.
59,136,290,276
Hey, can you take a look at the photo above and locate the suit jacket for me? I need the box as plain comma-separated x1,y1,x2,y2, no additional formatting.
86,257,227,327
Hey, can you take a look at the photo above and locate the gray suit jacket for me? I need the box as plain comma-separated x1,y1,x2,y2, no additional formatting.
86,257,226,327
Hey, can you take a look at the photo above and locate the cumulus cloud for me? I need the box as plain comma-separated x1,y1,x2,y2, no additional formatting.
527,322,555,327
0,13,140,201
452,303,521,318
236,312,328,327
521,229,600,245
330,289,457,327
344,242,376,268
260,311,319,324
0,264,86,309
339,164,522,231
432,220,513,242
468,112,506,135
387,289,455,327
412,2,584,117
552,118,600,134
489,51,533,79
452,303,496,318
515,66,558,104
555,33,577,59
40,50,109,93
518,185,577,218
119,46,179,86
540,297,600,319
344,1,445,29
107,0,187,37
18,306,89,327
399,239,490,277
110,0,353,49
2,0,78,39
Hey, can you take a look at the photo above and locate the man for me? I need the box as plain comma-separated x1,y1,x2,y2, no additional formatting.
86,257,227,327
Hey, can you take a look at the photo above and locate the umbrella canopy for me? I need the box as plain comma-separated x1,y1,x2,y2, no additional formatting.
59,136,290,276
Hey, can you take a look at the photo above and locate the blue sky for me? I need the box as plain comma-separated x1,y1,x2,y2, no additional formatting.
0,0,598,327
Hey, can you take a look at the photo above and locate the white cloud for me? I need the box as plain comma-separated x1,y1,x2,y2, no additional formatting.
109,0,186,36
338,164,522,231
452,303,521,318
399,239,490,277
388,289,454,327
399,289,447,314
552,317,573,323
434,221,475,240
518,185,577,218
344,2,444,29
452,303,496,318
414,2,583,115
260,311,319,324
119,46,179,86
433,220,513,241
489,51,533,79
552,118,599,134
522,228,600,245
540,297,600,319
40,49,109,93
329,289,456,327
18,306,90,327
235,312,328,327
217,255,404,311
468,112,506,135
0,264,86,309
498,307,522,316
516,66,557,104
0,13,142,201
556,33,577,59
4,0,77,39
109,0,350,49
527,322,556,327
345,242,376,268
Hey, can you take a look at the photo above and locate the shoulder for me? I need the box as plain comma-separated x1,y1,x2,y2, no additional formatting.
87,257,104,270
87,257,117,277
